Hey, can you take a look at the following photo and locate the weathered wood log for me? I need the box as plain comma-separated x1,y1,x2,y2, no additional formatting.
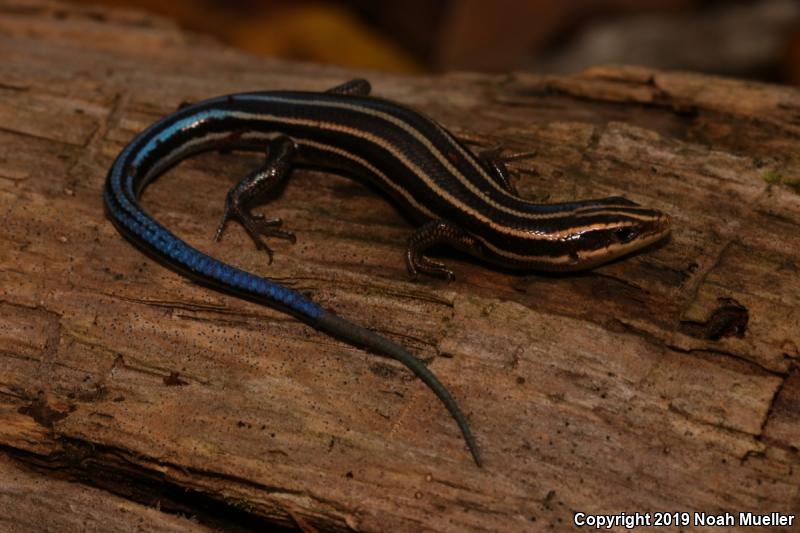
0,456,210,532
1,1,799,531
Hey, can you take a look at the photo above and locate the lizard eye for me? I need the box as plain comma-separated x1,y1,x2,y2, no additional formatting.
614,227,637,243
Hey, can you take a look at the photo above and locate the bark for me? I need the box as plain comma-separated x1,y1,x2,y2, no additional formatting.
1,1,799,531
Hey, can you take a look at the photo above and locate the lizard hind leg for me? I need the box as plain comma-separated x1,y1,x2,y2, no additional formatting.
325,78,372,96
214,135,298,264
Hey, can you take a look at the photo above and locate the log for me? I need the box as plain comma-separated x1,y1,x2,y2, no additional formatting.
0,456,210,532
1,0,799,531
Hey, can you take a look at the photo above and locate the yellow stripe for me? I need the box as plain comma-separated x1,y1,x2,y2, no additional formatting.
244,95,648,223
265,135,437,220
227,109,654,241
474,229,663,265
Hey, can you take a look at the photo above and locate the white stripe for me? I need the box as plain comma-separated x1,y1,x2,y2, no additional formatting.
137,129,437,221
135,105,656,243
216,109,643,240
475,225,665,264
275,135,437,220
241,95,646,223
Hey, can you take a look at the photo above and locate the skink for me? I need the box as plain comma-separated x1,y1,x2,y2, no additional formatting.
104,78,670,467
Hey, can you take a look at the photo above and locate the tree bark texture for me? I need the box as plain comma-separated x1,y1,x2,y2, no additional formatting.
1,1,799,531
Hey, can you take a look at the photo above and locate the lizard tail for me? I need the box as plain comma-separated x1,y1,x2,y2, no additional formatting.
315,312,481,466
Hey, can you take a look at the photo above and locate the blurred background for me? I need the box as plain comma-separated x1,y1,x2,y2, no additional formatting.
65,0,800,84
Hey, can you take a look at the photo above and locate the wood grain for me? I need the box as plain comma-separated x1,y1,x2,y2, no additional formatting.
1,1,799,531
